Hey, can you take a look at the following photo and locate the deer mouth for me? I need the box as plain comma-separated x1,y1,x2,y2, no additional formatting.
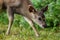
39,24,47,29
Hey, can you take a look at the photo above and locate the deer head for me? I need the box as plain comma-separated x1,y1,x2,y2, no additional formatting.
28,5,48,28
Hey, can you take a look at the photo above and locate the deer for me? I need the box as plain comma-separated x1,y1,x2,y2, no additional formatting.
0,0,48,37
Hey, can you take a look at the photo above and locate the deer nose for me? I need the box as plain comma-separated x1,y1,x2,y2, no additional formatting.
43,24,47,28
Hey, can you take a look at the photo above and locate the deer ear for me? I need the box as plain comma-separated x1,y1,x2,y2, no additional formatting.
40,5,48,12
28,5,36,12
39,5,48,15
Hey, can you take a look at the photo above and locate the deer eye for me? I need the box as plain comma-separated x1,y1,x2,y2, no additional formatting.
38,18,41,20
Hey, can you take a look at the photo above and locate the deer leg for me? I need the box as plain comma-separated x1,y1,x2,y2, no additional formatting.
24,17,39,37
6,6,14,35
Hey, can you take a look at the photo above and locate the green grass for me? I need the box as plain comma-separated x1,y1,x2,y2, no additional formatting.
0,12,60,40
0,24,60,40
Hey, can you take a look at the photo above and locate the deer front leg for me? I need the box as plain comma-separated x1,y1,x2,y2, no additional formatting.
24,17,39,37
6,6,14,35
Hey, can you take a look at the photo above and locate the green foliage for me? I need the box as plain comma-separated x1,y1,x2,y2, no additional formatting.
0,11,8,25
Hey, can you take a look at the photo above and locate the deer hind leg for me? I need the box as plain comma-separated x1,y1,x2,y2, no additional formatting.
24,17,39,37
6,6,14,35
